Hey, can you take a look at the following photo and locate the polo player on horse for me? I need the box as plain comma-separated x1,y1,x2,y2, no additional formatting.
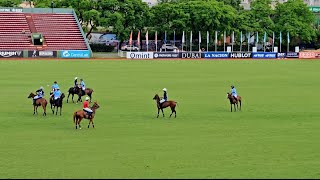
33,86,44,105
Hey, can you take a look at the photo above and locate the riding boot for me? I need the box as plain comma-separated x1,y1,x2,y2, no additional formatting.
33,99,36,105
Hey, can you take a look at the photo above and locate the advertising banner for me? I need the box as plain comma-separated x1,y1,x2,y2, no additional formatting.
28,50,57,58
126,52,154,59
277,53,286,58
180,52,202,59
61,50,91,58
286,52,299,58
252,52,277,59
298,52,318,59
229,52,252,58
0,50,23,58
153,52,180,58
204,52,229,59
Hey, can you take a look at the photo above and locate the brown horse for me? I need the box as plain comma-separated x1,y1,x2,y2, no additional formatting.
77,88,94,103
73,102,100,129
227,92,242,112
153,94,177,118
27,92,47,116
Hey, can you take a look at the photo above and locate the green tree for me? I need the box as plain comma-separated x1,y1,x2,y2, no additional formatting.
0,0,21,7
274,0,316,43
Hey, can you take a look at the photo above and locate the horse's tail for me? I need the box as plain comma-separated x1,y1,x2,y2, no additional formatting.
73,112,77,124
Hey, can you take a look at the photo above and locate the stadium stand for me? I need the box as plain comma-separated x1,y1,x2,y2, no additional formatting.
0,8,90,51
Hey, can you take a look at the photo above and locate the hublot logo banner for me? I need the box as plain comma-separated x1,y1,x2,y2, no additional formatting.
229,52,252,58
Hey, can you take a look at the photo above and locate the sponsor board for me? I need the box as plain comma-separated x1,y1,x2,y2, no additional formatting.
180,52,202,59
277,53,286,58
126,52,153,59
286,52,299,58
153,52,180,58
61,50,91,58
252,52,277,59
229,52,252,58
204,52,229,59
0,8,22,13
28,50,57,58
298,52,319,59
0,50,23,58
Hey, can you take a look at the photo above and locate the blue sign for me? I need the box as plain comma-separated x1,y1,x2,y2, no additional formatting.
286,52,299,58
61,50,91,58
277,53,286,58
204,52,229,58
252,52,277,59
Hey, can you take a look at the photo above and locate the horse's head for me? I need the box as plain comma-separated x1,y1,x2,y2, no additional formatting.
227,92,232,99
153,94,160,101
27,92,35,98
92,102,100,109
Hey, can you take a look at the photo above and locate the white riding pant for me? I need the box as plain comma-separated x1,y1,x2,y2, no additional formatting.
160,99,166,103
233,94,238,98
33,95,41,100
83,108,93,113
82,87,85,91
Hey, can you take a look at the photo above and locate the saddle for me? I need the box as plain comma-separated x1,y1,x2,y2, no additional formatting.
33,97,42,105
84,110,93,119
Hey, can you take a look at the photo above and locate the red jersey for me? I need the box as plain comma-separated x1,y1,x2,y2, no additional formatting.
83,101,89,108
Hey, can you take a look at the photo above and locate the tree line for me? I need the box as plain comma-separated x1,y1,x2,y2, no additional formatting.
1,0,318,46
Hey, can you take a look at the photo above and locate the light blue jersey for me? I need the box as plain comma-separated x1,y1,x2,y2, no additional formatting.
52,84,59,90
53,90,61,99
231,88,237,96
80,81,86,89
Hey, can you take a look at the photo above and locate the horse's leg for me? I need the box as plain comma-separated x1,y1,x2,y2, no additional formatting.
89,94,92,103
92,119,94,128
157,108,160,118
66,93,69,103
72,93,75,103
60,106,62,116
36,106,38,114
239,100,242,111
43,104,47,116
88,119,91,128
161,108,165,117
51,103,54,114
234,104,237,112
55,105,58,115
79,118,82,129
170,106,174,118
33,105,36,115
230,104,232,112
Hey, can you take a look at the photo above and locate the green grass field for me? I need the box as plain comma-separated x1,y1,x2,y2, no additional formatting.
0,59,320,178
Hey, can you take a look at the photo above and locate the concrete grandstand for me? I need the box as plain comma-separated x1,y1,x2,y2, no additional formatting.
0,7,91,54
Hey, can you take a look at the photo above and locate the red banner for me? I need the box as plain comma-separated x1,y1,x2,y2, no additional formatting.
299,52,318,58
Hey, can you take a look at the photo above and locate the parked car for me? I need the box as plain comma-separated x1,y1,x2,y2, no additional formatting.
160,44,179,51
121,45,140,51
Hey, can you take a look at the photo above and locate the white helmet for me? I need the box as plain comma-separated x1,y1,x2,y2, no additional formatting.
40,86,44,90
163,88,167,91
75,77,78,80
85,97,90,101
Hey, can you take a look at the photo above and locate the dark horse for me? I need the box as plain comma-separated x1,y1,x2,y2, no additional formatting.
227,92,242,112
50,93,65,115
27,92,47,116
67,86,80,103
73,102,100,129
77,87,94,103
153,94,177,118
